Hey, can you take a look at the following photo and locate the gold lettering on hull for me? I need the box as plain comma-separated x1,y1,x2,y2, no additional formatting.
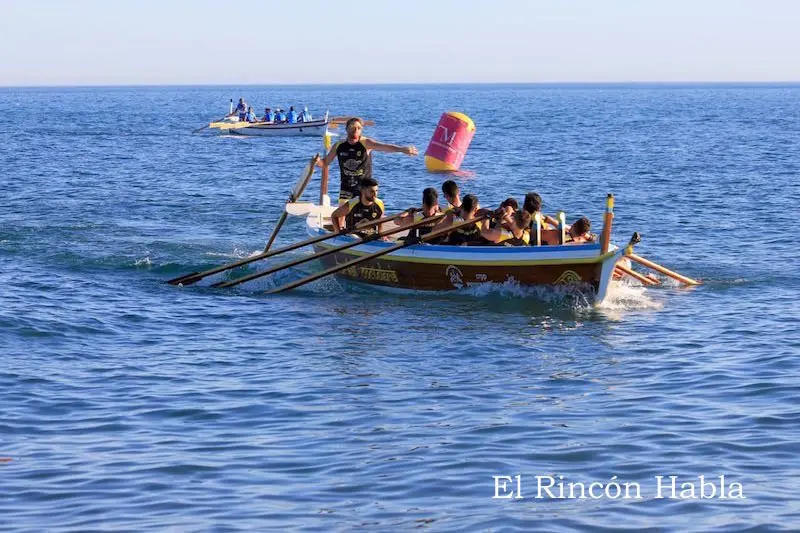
358,267,399,283
334,256,399,283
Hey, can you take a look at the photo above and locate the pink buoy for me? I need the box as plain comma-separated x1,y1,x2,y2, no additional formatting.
424,111,475,172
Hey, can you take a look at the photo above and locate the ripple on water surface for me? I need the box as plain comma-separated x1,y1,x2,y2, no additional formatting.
2,85,800,531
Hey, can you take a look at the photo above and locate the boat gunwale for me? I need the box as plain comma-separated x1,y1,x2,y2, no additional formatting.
307,226,614,266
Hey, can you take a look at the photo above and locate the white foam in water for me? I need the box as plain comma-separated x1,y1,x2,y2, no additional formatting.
597,280,664,313
439,279,595,311
134,256,151,267
457,278,664,314
205,247,262,259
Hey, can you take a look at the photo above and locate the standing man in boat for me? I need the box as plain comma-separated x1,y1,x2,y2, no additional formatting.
229,97,247,120
299,107,312,122
320,117,418,204
329,177,385,237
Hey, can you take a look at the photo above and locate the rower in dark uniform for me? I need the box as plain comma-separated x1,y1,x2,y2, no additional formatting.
541,216,595,245
319,117,419,204
441,179,462,215
481,209,531,246
330,177,385,238
489,197,519,229
432,194,487,246
523,192,559,230
397,187,441,241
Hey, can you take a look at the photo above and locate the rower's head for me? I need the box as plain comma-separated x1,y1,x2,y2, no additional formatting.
500,197,518,211
238,97,244,104
461,194,479,216
523,192,542,214
511,209,532,233
496,197,519,219
346,117,364,140
442,180,460,205
569,216,591,238
422,187,438,210
359,177,379,202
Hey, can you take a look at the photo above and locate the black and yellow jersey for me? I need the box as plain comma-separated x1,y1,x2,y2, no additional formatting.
335,138,371,202
407,210,440,240
443,203,462,217
343,197,385,236
447,216,486,245
495,228,530,246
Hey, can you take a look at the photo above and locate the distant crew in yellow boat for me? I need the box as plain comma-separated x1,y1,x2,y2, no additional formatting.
263,107,275,123
299,107,312,122
245,106,258,123
231,98,247,120
275,108,287,123
441,180,462,215
434,194,487,245
319,117,418,204
287,106,298,124
481,209,531,246
330,177,385,237
397,187,441,240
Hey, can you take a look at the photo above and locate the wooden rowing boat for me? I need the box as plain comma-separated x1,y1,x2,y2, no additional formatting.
292,202,630,303
208,111,329,136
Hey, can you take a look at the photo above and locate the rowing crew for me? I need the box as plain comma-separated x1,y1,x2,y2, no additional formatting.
229,98,312,123
330,177,594,246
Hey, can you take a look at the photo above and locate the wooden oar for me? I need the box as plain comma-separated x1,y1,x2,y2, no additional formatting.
628,253,700,286
268,213,490,294
209,120,259,131
263,154,320,253
328,117,375,127
616,265,659,285
167,208,414,286
214,212,443,289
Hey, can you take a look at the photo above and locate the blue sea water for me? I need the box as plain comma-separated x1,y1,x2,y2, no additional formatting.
1,84,799,532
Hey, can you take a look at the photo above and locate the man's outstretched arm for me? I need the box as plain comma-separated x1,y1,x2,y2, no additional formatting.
364,138,418,156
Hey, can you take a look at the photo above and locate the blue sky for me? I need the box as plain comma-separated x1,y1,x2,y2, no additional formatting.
1,0,798,86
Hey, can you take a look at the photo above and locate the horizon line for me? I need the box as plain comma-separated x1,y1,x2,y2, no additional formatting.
2,80,800,90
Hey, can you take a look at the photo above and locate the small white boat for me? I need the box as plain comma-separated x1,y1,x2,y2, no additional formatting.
207,111,329,137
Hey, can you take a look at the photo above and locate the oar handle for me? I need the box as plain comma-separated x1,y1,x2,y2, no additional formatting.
627,253,700,286
616,264,659,286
